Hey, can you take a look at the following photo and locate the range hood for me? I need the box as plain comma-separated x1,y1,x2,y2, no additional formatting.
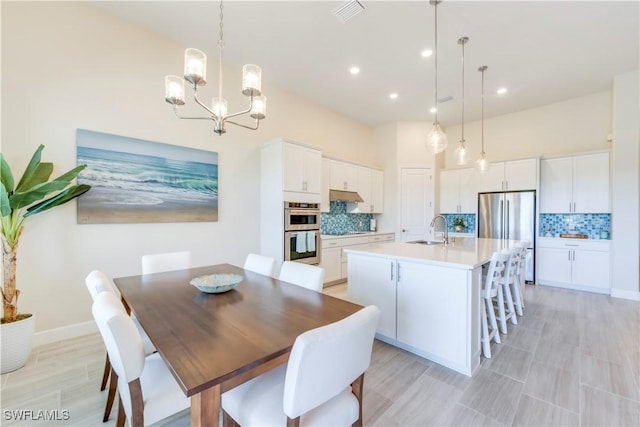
329,189,364,203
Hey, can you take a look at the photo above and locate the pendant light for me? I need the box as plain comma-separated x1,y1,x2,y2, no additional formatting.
454,36,470,165
426,0,448,154
476,65,490,173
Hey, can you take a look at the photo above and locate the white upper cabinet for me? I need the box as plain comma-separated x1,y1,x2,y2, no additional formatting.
329,160,359,191
283,143,321,194
440,168,477,214
321,158,330,212
479,158,538,192
540,152,610,213
371,169,384,213
354,166,384,214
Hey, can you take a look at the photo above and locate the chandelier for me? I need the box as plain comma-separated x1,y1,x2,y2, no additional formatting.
426,0,448,154
164,0,267,135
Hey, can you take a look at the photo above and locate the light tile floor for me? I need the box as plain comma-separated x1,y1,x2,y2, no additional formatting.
1,284,638,426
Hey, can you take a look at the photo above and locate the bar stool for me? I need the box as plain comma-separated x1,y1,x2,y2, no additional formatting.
497,247,520,334
481,251,509,358
514,242,529,311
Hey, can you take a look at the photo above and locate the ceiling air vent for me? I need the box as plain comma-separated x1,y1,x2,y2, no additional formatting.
332,0,365,23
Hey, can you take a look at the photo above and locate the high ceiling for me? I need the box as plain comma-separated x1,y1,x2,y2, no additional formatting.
91,1,639,128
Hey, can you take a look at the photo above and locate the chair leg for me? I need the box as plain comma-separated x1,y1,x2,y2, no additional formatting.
222,410,240,427
103,367,118,422
481,297,491,358
496,288,508,334
487,298,501,344
351,373,365,427
100,353,110,391
116,396,126,427
503,283,518,325
511,280,524,316
286,416,301,427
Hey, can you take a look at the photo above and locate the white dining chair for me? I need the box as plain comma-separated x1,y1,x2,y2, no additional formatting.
141,250,192,274
278,261,325,292
85,270,156,422
243,253,276,277
481,251,508,358
92,292,190,427
221,305,380,427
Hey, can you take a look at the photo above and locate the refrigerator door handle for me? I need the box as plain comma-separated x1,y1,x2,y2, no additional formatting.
499,199,504,239
506,200,510,240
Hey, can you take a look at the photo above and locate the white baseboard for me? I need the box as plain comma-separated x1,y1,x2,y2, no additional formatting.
33,321,98,347
610,288,640,301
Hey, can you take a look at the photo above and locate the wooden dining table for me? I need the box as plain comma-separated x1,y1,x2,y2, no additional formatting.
114,263,363,427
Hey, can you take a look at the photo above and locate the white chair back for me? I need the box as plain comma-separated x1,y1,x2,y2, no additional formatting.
279,261,325,292
85,270,119,300
243,253,276,277
483,251,508,299
283,305,380,419
502,247,519,286
141,250,192,274
92,292,146,423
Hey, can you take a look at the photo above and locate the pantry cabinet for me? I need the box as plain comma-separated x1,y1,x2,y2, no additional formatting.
440,168,476,214
478,158,537,192
540,152,610,213
537,238,610,293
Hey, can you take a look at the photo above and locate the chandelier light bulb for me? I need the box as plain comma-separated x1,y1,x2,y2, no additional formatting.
164,76,185,105
184,48,207,85
242,64,262,96
426,122,448,154
212,97,228,118
250,96,267,120
476,153,490,173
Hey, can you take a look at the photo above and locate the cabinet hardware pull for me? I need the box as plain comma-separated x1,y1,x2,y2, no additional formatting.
568,251,571,261
397,263,401,282
390,262,394,281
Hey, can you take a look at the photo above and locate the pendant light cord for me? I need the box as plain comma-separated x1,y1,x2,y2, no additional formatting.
460,38,466,141
218,0,224,100
434,0,439,124
479,65,487,155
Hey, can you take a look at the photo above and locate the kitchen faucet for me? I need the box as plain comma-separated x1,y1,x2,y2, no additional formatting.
430,215,449,245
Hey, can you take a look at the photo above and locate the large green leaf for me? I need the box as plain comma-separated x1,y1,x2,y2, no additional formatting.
0,154,15,194
52,164,86,183
9,179,71,209
0,183,10,217
25,184,91,217
15,144,45,192
14,162,53,193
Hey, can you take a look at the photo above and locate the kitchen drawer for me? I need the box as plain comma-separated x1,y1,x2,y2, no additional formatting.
321,238,342,249
537,238,610,252
339,236,371,246
371,233,394,243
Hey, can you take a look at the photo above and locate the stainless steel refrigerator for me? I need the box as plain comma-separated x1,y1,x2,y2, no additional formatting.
478,191,536,283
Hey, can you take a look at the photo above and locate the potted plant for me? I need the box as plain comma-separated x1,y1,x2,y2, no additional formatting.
452,216,466,233
1,144,90,373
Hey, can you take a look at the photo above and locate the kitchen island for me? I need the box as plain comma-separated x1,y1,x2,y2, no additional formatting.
345,237,521,377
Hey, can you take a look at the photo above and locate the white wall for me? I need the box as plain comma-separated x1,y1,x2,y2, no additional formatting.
443,91,612,166
611,70,640,299
1,2,373,337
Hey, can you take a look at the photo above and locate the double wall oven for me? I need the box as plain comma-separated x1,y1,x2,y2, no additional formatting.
284,202,321,265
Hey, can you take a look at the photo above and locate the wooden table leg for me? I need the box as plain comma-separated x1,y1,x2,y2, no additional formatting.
191,385,220,427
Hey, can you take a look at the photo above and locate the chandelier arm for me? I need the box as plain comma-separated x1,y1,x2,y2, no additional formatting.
171,106,216,121
220,97,254,121
191,86,220,119
225,119,260,131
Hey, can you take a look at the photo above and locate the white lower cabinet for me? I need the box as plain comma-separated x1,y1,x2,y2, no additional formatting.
321,246,342,283
348,253,480,376
537,238,610,293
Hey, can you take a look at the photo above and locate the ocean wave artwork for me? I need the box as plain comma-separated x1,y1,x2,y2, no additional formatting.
76,129,218,223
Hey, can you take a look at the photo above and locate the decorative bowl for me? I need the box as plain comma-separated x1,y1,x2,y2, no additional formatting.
190,273,243,293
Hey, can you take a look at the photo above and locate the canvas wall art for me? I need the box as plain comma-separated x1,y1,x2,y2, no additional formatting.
76,129,218,223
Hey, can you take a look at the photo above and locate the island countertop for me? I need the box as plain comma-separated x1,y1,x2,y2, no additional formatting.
344,237,521,269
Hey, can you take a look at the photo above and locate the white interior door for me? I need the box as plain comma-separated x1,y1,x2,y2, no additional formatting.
400,168,433,242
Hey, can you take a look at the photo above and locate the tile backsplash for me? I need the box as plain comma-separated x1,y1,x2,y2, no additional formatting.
540,213,611,239
442,213,476,234
321,201,373,235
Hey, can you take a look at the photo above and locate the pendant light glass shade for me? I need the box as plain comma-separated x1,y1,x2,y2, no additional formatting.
455,140,470,165
476,65,490,173
425,0,447,154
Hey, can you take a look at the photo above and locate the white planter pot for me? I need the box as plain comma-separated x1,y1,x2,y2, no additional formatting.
1,314,35,373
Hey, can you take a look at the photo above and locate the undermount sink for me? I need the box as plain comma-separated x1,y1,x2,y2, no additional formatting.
408,240,445,245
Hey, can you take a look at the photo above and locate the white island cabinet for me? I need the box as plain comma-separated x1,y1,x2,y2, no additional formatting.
346,238,521,377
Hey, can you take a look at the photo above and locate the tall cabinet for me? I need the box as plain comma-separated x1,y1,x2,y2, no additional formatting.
260,139,322,269
440,168,477,214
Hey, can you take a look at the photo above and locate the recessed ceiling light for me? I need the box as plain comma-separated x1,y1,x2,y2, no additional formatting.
430,107,437,113
421,49,433,58
389,92,398,100
497,87,508,95
349,66,360,75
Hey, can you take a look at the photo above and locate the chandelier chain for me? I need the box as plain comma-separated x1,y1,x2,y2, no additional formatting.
461,39,465,141
218,0,224,99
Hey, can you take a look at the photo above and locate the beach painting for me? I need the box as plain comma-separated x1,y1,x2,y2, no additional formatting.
76,129,218,223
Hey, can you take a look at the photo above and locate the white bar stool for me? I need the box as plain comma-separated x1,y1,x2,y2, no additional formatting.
481,251,509,358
